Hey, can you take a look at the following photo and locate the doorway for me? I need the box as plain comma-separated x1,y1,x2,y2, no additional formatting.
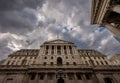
57,78,65,83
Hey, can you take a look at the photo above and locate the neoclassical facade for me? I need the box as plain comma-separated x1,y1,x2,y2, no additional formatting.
91,0,120,39
0,39,120,83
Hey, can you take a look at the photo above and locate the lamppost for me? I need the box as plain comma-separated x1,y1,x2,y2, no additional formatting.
56,70,66,78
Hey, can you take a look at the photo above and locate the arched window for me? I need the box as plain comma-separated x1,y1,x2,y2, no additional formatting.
57,57,62,65
104,77,113,83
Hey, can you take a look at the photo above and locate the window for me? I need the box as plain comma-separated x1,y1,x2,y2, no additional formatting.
57,46,61,55
30,73,36,80
66,56,68,59
66,62,69,65
96,61,99,65
45,45,49,55
43,62,46,66
76,74,82,80
100,61,104,65
39,74,45,80
51,57,53,59
34,56,37,59
105,61,108,65
72,56,74,59
64,46,67,54
73,62,76,65
51,62,53,65
7,61,10,65
44,57,47,59
21,59,27,65
52,46,54,49
51,46,54,54
85,73,91,80
68,73,74,80
69,46,73,54
48,74,53,80
85,61,88,65
46,46,49,50
11,61,15,65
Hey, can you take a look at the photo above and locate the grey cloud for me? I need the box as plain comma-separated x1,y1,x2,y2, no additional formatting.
0,0,45,11
0,0,120,60
0,0,45,34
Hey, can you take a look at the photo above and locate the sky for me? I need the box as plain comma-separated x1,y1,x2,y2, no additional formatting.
0,0,120,60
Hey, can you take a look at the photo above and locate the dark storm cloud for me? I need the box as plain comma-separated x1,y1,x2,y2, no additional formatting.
0,0,45,34
0,0,45,11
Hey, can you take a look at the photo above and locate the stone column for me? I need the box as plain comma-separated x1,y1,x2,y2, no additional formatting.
112,5,120,14
72,47,75,54
53,74,57,83
45,73,48,83
104,23,120,39
43,45,46,55
55,45,57,55
65,73,69,83
66,46,70,55
73,47,77,55
61,45,64,55
82,74,87,83
74,73,77,83
48,45,51,55
96,73,105,83
35,73,38,83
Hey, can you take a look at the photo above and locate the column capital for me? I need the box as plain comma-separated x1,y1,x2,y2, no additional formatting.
112,5,120,14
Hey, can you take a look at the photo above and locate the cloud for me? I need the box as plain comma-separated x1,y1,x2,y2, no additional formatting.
0,0,45,34
0,0,120,60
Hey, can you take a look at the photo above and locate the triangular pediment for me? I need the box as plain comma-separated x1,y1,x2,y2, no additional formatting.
44,39,73,44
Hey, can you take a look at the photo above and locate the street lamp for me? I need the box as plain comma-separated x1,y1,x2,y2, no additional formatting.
56,70,66,78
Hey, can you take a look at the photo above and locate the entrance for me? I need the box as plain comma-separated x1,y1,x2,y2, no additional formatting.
57,78,65,83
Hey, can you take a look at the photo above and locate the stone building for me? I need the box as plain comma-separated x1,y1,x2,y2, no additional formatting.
0,39,120,83
91,0,120,39
110,54,120,65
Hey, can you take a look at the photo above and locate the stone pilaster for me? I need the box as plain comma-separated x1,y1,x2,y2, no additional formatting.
35,73,38,83
48,45,51,55
74,73,77,83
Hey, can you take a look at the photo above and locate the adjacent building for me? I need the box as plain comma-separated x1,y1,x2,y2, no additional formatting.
0,39,120,83
91,0,120,39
